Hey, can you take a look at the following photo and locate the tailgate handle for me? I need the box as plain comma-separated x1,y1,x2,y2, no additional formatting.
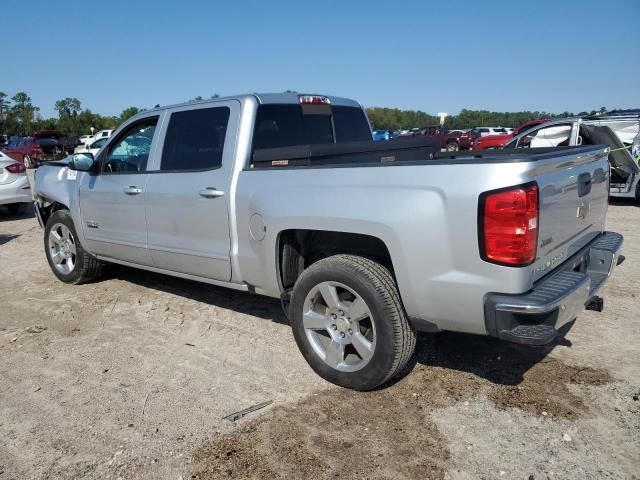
577,172,592,197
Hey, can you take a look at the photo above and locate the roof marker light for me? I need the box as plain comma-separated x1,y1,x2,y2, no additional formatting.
299,95,331,105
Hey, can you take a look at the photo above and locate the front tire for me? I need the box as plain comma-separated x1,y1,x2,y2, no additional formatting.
290,254,416,390
44,210,102,284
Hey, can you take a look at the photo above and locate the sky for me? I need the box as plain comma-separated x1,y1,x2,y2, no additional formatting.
4,0,640,118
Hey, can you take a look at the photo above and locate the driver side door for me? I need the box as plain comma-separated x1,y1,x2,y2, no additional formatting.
79,114,163,266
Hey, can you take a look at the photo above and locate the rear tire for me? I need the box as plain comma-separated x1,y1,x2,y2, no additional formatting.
44,210,103,284
289,254,416,391
446,141,459,152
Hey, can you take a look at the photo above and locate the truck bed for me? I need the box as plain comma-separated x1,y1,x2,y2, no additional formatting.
251,141,609,169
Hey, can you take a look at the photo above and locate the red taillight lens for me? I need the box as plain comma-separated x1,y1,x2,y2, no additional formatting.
480,183,538,266
6,163,27,174
299,95,331,105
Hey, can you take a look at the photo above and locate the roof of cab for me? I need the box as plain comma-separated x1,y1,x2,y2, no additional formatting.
137,93,361,117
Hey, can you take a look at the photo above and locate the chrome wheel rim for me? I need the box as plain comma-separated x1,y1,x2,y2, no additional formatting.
303,281,376,372
48,223,77,274
24,156,31,168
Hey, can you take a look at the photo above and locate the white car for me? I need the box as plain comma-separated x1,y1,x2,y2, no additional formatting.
0,151,31,215
79,134,93,145
89,129,113,144
470,127,509,137
75,136,109,156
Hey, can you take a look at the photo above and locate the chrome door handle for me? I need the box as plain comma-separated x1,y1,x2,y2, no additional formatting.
199,188,225,198
123,186,143,195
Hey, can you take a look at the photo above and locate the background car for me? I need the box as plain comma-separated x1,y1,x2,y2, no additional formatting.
0,151,31,215
79,134,93,145
2,132,67,168
372,130,391,141
469,119,550,150
75,136,109,156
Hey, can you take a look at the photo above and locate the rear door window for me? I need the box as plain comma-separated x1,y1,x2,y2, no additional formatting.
161,107,230,171
252,104,371,151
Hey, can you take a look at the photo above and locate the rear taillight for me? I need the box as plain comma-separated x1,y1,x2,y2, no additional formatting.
6,163,27,174
479,183,538,266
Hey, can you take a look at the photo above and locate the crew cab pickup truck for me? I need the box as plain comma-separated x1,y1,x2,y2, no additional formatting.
414,125,471,151
33,93,624,391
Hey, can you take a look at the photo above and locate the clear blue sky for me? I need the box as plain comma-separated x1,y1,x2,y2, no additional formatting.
5,0,639,118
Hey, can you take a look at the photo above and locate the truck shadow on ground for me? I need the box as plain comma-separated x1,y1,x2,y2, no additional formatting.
108,264,571,388
107,264,290,325
0,203,35,222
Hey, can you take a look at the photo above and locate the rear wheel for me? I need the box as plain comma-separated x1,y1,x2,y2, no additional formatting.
44,210,103,284
290,254,416,390
446,141,459,152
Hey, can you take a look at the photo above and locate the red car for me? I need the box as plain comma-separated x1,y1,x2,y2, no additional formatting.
2,130,67,169
416,125,472,151
469,119,550,150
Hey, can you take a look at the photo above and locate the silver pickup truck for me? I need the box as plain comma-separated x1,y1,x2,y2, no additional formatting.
33,93,624,390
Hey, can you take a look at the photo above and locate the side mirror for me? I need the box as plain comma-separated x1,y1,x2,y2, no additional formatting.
70,152,96,172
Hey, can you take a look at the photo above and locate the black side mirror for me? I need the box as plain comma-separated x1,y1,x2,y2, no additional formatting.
70,152,96,172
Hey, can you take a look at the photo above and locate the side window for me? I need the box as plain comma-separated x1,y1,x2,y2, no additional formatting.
161,107,230,171
102,117,158,173
518,124,572,148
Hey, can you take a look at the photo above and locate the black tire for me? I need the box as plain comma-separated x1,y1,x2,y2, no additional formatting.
290,254,416,391
446,141,459,152
6,203,26,216
44,209,102,284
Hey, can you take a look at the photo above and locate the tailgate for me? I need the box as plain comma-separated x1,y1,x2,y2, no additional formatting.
533,146,610,281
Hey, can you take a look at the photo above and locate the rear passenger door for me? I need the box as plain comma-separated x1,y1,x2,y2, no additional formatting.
144,101,240,281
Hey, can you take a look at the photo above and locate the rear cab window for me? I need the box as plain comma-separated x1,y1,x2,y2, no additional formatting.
251,104,372,152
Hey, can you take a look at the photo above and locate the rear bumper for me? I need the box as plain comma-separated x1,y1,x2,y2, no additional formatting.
0,175,32,205
484,231,624,346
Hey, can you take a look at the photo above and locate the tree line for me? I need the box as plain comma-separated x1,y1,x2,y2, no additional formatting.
366,106,609,131
0,89,610,137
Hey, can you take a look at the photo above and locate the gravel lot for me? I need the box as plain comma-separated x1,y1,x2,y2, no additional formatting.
0,200,638,479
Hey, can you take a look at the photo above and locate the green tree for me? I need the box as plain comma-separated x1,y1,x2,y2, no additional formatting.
118,106,140,124
54,97,82,134
11,92,39,135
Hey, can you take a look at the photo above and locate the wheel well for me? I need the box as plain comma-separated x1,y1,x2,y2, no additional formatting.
36,198,68,226
277,229,394,292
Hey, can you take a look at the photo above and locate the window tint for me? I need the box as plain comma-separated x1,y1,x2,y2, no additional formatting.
332,106,372,143
252,104,371,151
161,107,230,171
103,118,157,173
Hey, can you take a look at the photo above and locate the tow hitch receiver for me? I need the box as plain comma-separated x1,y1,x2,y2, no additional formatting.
586,296,604,312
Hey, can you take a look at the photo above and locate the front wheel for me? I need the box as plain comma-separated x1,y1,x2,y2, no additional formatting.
23,155,34,169
289,254,416,390
446,142,459,152
44,210,103,284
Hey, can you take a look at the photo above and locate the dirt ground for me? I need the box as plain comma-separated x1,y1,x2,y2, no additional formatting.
0,200,639,480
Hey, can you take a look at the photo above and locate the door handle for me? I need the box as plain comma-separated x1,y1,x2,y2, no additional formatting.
123,186,143,195
199,188,225,198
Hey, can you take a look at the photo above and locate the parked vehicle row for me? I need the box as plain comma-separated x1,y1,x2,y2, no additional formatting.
33,93,623,390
